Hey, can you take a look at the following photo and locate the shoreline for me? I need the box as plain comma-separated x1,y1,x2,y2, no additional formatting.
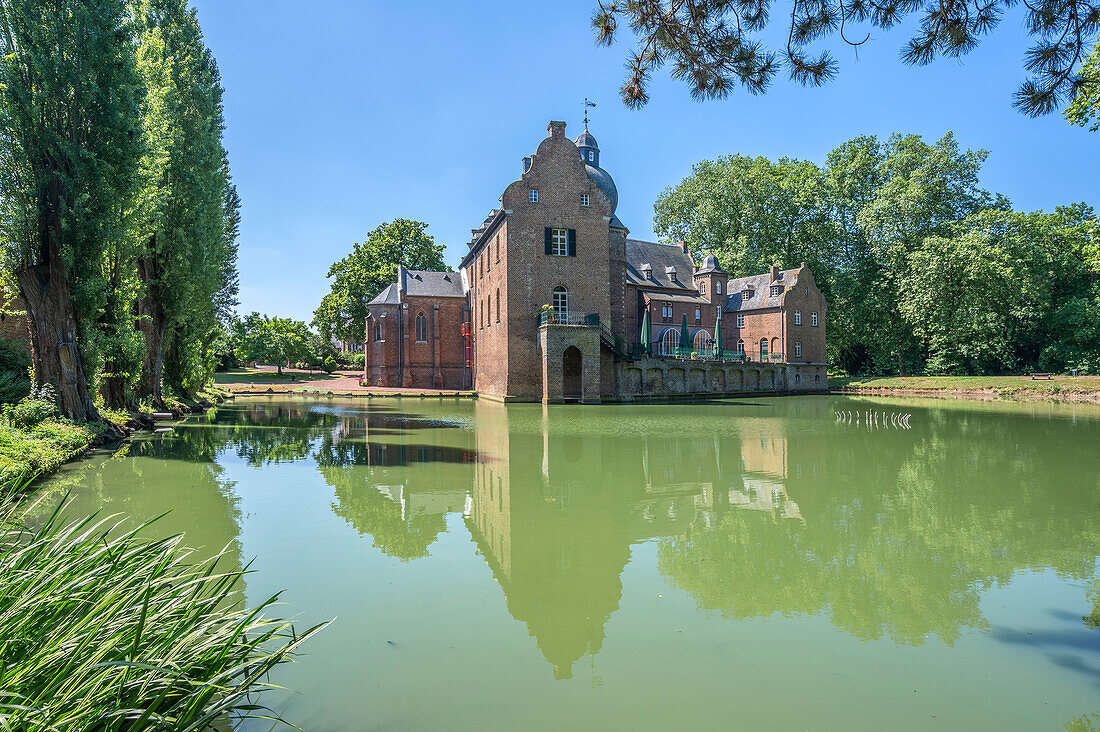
831,382,1100,405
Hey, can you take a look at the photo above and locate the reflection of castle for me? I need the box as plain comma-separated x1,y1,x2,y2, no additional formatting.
462,401,818,679
311,397,823,676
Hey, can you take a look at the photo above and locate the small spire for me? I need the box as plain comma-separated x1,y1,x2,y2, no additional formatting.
583,98,596,130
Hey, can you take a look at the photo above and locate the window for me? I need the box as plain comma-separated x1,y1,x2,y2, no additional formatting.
660,328,680,356
484,296,489,328
811,312,818,327
693,330,713,352
694,306,701,324
742,289,754,300
479,256,483,278
529,189,538,203
667,268,677,282
736,313,744,328
716,282,722,295
495,288,500,323
495,234,500,261
794,373,801,384
699,281,706,295
550,228,568,256
374,321,382,341
770,285,782,296
760,338,769,360
415,313,427,342
580,193,589,207
736,338,745,355
552,286,568,318
794,342,802,357
661,303,673,321
644,268,653,280
794,310,802,325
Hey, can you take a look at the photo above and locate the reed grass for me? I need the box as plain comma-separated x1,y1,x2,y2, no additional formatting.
0,494,327,730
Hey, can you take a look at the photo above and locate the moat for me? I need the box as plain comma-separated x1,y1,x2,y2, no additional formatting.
33,395,1100,730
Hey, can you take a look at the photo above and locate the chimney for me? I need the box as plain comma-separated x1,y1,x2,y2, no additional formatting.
676,241,690,254
522,156,532,173
397,264,406,296
548,120,566,138
770,265,779,280
800,261,807,269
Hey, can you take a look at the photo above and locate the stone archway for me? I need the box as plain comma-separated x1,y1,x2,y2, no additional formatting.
563,346,582,399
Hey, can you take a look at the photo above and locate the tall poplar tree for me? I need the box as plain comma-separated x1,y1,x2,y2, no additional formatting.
130,0,237,404
0,0,144,421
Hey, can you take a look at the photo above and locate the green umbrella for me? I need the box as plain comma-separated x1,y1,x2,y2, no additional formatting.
713,309,723,356
679,314,691,355
639,308,651,355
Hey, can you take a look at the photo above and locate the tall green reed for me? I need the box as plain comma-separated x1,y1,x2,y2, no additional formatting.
0,489,327,730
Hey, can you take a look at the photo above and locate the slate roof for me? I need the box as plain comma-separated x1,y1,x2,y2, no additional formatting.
368,284,399,306
367,269,465,307
724,268,800,312
401,269,465,298
639,289,706,304
625,239,697,291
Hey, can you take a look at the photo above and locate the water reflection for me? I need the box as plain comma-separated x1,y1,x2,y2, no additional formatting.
37,395,1100,699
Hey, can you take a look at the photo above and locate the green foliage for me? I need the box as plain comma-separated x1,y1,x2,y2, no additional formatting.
0,497,326,729
0,339,31,405
232,312,314,374
321,356,338,374
4,385,60,431
593,0,1099,115
0,420,100,486
313,219,446,343
654,132,1100,375
1066,43,1100,131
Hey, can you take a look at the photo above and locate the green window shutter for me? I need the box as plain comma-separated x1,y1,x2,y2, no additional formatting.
567,229,577,257
544,227,552,255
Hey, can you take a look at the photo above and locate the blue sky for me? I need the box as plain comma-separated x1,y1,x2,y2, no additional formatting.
192,0,1099,322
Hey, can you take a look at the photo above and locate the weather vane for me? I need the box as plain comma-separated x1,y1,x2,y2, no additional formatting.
584,98,596,130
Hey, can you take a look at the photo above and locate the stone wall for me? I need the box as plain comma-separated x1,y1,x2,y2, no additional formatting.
615,357,827,401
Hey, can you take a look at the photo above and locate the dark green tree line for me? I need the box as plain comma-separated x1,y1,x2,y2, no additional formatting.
0,0,238,419
654,132,1100,375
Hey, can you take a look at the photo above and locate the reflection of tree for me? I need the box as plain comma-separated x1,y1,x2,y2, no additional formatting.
326,469,447,561
660,402,1100,646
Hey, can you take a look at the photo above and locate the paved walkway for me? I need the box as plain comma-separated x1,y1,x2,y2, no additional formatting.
218,366,473,397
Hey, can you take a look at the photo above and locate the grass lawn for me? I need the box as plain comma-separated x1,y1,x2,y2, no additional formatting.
213,367,344,384
830,374,1100,398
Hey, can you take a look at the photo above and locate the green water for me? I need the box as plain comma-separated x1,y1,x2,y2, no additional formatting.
35,395,1100,731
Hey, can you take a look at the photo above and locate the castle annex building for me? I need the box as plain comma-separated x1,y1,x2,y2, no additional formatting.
364,121,827,402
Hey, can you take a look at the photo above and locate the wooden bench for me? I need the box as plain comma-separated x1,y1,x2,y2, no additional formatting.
1029,372,1053,380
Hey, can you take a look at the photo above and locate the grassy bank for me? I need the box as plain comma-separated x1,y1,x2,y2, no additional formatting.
0,491,325,729
0,418,106,486
830,374,1100,402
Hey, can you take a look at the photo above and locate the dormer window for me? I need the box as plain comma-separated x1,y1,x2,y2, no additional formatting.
666,266,677,283
742,289,754,300
588,150,595,162
580,193,589,207
529,190,539,203
770,285,782,296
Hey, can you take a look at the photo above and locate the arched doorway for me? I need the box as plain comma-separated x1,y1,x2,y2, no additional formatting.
660,328,680,356
563,346,582,399
693,330,714,355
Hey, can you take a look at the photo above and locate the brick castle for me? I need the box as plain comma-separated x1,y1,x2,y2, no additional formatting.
364,120,827,402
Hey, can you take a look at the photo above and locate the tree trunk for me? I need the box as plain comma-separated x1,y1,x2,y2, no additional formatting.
136,252,167,407
17,176,101,422
99,371,127,412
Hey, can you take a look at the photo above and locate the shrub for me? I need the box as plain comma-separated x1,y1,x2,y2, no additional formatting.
321,356,338,373
347,353,365,368
0,496,326,729
5,385,60,430
0,338,31,405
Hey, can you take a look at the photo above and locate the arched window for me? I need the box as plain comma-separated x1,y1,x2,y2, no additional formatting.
760,338,769,360
495,288,500,322
552,286,568,319
415,312,427,342
693,330,714,354
374,320,382,341
660,328,680,356
486,293,491,327
716,281,722,295
736,338,745,355
794,373,802,384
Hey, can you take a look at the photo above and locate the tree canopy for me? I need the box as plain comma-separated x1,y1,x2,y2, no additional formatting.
313,219,446,343
654,132,1100,375
592,0,1100,115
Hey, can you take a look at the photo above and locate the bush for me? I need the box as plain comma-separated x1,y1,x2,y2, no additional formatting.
321,356,338,373
0,496,326,729
347,352,365,368
0,338,31,405
5,385,60,430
